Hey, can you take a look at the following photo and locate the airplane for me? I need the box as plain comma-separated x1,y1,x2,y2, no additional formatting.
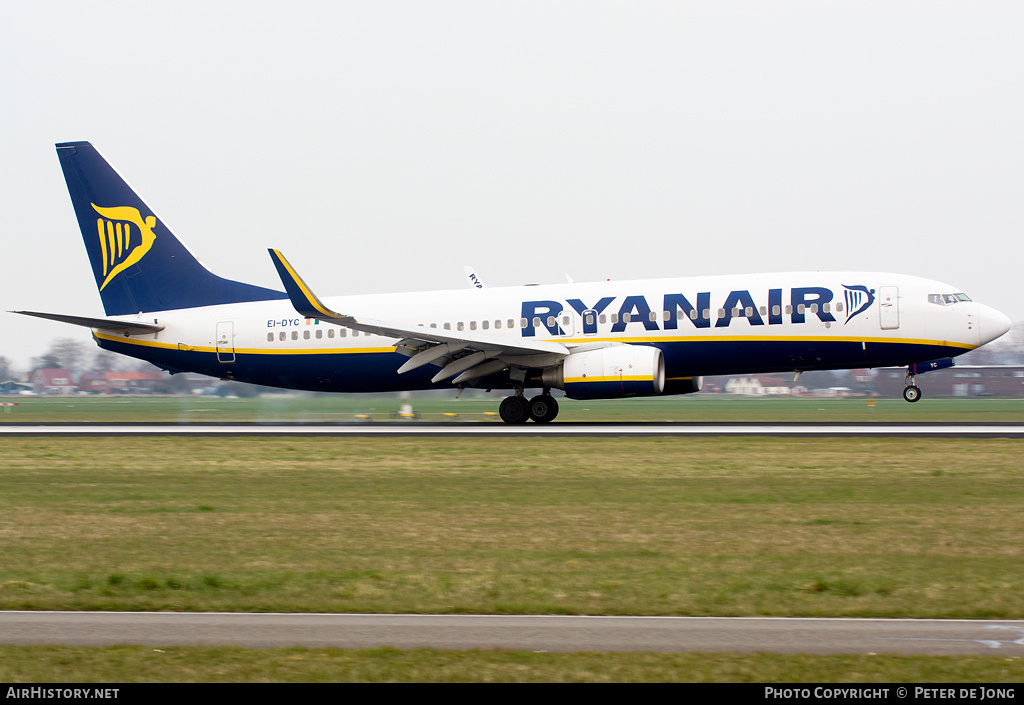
11,141,1013,423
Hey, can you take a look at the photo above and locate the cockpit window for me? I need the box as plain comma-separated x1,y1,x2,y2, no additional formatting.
928,293,973,306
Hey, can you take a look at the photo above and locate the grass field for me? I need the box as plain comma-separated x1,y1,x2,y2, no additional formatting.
2,400,1022,681
2,647,1021,683
2,436,1022,616
3,393,1024,423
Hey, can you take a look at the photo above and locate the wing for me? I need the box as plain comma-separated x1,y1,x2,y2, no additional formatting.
268,249,568,384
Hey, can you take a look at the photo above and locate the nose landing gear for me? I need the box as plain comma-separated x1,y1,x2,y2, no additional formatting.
903,373,922,403
900,358,955,402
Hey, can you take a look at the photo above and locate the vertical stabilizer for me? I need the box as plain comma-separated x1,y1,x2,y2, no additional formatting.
56,141,286,315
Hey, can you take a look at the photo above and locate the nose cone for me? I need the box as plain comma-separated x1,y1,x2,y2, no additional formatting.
978,303,1012,345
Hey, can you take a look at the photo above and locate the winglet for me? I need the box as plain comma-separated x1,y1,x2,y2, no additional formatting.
462,265,486,289
268,249,345,320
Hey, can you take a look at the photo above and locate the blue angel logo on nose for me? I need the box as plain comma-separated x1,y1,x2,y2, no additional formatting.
842,285,876,324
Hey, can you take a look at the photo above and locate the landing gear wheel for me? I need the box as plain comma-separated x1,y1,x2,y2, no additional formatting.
528,394,559,423
499,395,530,424
903,385,922,403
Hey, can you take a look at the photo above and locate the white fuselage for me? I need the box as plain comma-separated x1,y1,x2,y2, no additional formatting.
91,271,1010,394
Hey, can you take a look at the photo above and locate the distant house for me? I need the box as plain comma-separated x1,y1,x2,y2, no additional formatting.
725,377,762,395
0,380,32,394
822,387,853,397
78,370,165,394
31,369,76,395
758,376,797,395
725,376,798,396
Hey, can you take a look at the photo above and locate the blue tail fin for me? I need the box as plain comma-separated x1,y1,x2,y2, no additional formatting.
56,141,286,315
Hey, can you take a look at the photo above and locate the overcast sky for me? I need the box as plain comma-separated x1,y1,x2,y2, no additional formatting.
2,2,1022,368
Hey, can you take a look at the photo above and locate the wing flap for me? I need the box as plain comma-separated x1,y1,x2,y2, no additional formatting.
397,343,453,374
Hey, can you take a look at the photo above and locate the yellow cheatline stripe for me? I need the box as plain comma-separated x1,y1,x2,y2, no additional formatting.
94,331,976,358
565,375,653,384
92,329,970,352
554,334,976,349
237,346,396,356
272,250,337,320
91,333,192,350
92,332,393,356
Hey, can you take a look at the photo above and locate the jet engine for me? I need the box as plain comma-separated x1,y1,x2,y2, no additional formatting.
541,345,665,400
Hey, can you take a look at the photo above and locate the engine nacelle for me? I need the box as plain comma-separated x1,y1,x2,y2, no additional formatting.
542,345,665,400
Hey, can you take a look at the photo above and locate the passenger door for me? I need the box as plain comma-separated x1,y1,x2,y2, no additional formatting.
879,286,899,330
216,321,235,363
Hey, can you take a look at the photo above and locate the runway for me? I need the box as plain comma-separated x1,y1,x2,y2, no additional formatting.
2,423,1024,437
2,612,1024,655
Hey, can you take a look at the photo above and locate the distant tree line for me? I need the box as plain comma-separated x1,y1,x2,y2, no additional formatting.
25,337,150,376
4,337,278,396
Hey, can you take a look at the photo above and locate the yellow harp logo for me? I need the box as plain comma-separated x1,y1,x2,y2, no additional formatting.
91,204,157,291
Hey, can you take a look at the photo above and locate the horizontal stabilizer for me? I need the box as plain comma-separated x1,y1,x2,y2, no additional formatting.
11,310,165,334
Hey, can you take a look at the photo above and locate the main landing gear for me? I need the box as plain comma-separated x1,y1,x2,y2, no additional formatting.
903,373,922,403
498,389,559,424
